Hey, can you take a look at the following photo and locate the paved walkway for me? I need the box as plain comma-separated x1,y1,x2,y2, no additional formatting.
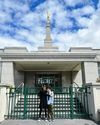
0,119,99,125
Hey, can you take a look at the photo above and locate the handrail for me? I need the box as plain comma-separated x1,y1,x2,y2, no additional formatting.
73,82,80,88
17,82,24,89
15,82,24,94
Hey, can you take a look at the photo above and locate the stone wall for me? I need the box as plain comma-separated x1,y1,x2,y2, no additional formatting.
0,62,2,83
83,62,98,84
86,83,100,121
72,70,82,87
14,69,24,87
25,72,35,87
62,71,71,87
1,62,14,86
0,87,7,122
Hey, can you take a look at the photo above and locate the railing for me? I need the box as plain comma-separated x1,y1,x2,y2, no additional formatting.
6,82,24,119
5,85,90,119
73,82,80,88
73,82,90,118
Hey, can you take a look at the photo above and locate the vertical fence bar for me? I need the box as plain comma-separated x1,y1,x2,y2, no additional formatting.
19,88,23,119
31,89,32,118
85,86,89,118
74,87,77,118
10,89,13,118
14,88,16,119
8,88,11,119
67,89,69,118
70,85,73,119
13,89,16,119
77,88,81,118
24,87,27,119
16,89,18,119
12,91,14,119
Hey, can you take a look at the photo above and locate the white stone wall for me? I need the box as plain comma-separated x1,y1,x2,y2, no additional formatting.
62,71,71,87
0,62,2,83
93,85,100,121
1,62,14,86
87,85,95,120
83,62,98,84
25,72,35,87
86,84,100,121
69,47,92,52
72,70,82,87
4,47,28,53
0,87,7,122
14,69,24,87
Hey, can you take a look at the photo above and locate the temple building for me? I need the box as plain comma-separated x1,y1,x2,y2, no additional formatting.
0,13,100,122
0,13,100,88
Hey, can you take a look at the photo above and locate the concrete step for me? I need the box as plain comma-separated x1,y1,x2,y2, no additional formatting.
0,119,98,125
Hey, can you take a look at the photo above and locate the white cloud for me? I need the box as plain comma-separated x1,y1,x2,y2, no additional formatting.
0,0,99,52
3,0,29,13
0,36,31,49
63,0,90,7
59,5,100,50
0,10,12,24
72,5,95,17
76,17,90,27
55,11,73,29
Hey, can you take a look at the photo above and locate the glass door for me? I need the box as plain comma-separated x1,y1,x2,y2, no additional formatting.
35,72,62,88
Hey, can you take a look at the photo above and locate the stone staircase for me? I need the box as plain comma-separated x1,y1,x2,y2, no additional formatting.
6,93,89,119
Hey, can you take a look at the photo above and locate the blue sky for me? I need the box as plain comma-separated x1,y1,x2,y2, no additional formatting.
0,0,100,51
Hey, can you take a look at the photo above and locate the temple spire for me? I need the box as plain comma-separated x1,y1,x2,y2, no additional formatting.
47,11,50,22
38,11,58,52
44,11,52,47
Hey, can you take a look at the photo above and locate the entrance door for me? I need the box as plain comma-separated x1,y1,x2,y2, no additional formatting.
35,72,62,88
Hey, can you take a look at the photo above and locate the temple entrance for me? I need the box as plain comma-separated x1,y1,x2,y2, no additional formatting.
35,72,62,88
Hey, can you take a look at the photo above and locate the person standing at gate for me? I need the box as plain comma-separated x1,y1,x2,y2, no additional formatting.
47,86,54,121
38,85,48,121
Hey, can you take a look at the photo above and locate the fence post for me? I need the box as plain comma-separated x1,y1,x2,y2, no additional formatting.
70,85,74,119
23,87,27,119
85,86,89,118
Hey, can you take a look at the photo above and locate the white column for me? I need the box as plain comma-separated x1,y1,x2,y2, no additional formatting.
0,62,2,83
0,87,7,122
1,62,14,86
86,83,100,121
82,62,98,84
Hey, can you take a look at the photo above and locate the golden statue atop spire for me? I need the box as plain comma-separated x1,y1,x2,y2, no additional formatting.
47,11,50,22
38,1,58,51
44,10,52,43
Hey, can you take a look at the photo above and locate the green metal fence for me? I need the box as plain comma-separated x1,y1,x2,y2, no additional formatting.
5,86,90,119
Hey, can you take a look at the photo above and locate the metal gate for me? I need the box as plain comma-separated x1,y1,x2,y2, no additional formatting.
5,85,90,119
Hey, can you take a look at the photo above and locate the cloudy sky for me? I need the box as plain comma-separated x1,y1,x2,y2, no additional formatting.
0,0,100,51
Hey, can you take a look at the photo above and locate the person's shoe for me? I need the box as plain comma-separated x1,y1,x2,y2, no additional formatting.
51,119,54,122
51,118,54,122
44,117,48,121
48,119,51,122
38,118,41,121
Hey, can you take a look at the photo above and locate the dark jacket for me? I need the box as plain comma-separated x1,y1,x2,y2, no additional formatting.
38,90,47,108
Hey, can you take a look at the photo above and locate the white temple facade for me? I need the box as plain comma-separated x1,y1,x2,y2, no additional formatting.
0,47,100,88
